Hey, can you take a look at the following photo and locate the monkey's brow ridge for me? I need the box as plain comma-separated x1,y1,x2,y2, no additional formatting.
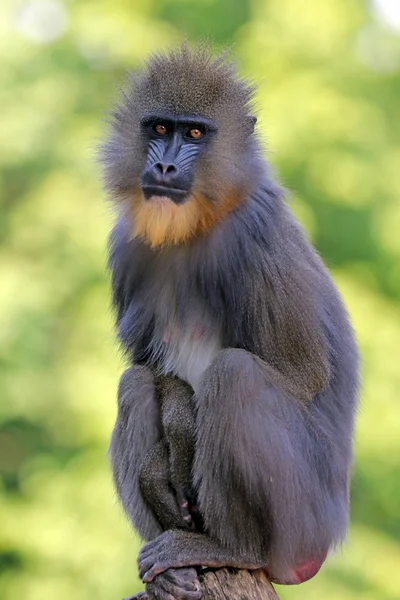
140,113,218,131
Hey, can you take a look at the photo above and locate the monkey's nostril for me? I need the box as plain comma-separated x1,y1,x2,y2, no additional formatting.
154,162,177,176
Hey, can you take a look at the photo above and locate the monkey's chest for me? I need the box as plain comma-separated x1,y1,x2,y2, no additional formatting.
152,313,222,393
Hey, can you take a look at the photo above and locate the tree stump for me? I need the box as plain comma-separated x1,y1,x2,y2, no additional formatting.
125,568,279,600
198,568,279,600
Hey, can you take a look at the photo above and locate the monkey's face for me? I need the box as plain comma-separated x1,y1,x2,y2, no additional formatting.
101,45,259,248
140,113,217,205
126,109,255,248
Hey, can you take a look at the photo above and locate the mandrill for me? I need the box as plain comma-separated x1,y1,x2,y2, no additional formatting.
100,44,359,600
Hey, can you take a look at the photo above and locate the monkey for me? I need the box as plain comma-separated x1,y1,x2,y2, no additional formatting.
102,44,359,600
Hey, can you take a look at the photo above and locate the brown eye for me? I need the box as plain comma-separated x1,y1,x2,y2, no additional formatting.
189,128,203,139
154,123,168,135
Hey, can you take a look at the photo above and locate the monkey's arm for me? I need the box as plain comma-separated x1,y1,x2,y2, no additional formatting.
209,198,335,403
139,439,189,531
140,374,196,531
157,375,196,514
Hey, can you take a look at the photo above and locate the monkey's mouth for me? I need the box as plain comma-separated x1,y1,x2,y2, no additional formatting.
142,185,190,204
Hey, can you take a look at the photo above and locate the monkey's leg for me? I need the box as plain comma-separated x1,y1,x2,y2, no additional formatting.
157,375,197,527
140,349,347,585
109,366,163,541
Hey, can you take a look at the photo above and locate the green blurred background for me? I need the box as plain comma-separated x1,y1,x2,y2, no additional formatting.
1,0,400,598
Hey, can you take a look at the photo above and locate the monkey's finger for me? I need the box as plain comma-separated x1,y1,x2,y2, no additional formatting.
138,545,169,569
138,546,155,565
139,533,167,554
138,555,161,581
138,547,160,571
139,541,159,559
123,593,148,600
142,563,173,583
138,543,158,562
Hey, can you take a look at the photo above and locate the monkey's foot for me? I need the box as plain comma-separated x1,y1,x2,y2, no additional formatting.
139,530,265,583
123,592,147,600
146,568,201,600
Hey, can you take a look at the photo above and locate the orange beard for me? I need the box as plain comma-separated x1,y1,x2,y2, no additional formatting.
128,189,241,248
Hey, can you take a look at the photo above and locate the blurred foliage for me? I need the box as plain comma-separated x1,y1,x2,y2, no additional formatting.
0,0,399,598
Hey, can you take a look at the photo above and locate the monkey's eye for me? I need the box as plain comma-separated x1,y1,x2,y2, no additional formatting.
188,128,203,139
154,123,168,135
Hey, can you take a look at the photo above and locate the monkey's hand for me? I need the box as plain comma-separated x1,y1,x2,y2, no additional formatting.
138,530,264,583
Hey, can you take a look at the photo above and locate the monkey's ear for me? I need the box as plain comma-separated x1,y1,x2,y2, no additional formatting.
246,115,257,134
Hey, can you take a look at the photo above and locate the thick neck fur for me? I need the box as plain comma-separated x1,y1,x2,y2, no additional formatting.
126,188,245,249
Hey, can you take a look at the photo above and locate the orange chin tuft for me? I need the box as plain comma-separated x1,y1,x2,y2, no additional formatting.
128,189,242,248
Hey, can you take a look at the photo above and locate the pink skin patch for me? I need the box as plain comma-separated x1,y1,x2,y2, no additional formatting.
161,325,206,342
270,554,326,585
192,324,206,340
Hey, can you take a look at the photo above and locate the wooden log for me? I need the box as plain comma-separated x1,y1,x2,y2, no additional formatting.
125,568,279,600
198,568,279,600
